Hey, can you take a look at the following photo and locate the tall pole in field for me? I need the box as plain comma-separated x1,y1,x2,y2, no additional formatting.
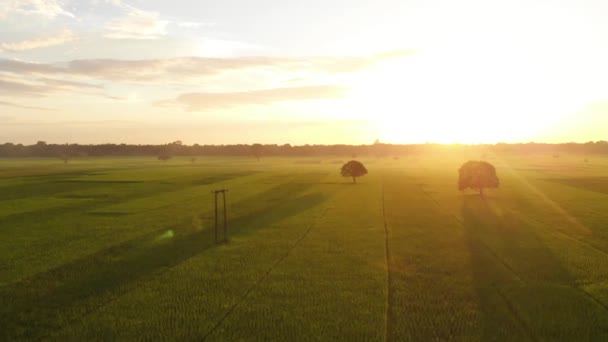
214,191,218,243
222,190,227,242
211,189,228,244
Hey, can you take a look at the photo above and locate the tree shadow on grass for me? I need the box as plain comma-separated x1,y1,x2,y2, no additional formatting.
295,182,370,186
0,171,260,234
461,195,608,341
543,177,608,196
0,181,326,340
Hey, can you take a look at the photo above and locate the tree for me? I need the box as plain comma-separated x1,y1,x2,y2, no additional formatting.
33,141,49,157
341,160,368,184
158,153,171,161
57,143,74,164
458,160,499,197
251,143,263,161
373,139,383,159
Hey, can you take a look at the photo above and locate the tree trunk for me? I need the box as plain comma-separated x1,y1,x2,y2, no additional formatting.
353,176,357,184
479,187,484,198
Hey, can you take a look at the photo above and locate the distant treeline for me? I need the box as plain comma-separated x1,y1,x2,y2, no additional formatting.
1,140,608,158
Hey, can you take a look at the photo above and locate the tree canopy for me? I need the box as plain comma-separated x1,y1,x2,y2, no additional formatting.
158,153,172,161
341,160,368,184
1,142,608,159
458,160,499,197
251,143,263,161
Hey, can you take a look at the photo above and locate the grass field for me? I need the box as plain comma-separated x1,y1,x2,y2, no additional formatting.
2,154,608,340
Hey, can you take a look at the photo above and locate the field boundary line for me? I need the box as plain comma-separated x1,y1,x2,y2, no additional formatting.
579,288,608,313
382,176,393,342
494,285,540,342
201,208,329,341
400,177,527,337
413,172,608,338
509,208,608,259
477,239,525,284
508,209,608,313
413,181,462,225
31,227,184,341
415,182,526,284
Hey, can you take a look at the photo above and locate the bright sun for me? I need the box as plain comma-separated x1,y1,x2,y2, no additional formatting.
346,46,589,144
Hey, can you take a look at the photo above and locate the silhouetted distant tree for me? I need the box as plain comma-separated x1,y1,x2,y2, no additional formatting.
57,144,74,163
33,141,49,157
158,140,183,160
2,141,608,159
458,160,499,198
341,160,368,184
158,153,171,161
373,139,383,158
59,154,70,164
280,144,292,156
251,143,263,161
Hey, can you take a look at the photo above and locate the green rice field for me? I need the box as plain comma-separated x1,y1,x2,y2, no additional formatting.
2,154,608,340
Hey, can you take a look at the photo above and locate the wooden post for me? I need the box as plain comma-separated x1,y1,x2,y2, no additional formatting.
214,191,218,243
212,189,229,244
222,190,227,242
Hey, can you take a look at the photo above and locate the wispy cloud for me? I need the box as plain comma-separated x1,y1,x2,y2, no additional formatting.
37,76,102,90
0,59,58,74
0,78,51,97
0,100,52,111
0,50,413,82
0,74,104,98
1,119,140,126
0,50,412,107
104,6,169,40
176,21,215,29
159,85,349,111
0,0,74,19
0,29,76,52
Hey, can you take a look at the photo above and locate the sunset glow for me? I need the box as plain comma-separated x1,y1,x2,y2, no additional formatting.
2,0,608,144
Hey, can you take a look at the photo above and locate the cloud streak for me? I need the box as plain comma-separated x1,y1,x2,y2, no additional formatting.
0,75,104,98
0,50,411,107
176,21,215,29
0,50,413,82
0,30,76,52
104,6,169,40
0,100,52,111
0,0,74,19
0,79,51,97
160,85,349,111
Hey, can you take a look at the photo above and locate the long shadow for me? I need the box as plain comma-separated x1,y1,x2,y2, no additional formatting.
461,195,608,341
0,180,326,340
1,173,121,201
543,177,608,195
0,171,258,229
1,170,257,202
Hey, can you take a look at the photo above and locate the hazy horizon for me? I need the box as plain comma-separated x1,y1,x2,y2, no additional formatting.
2,0,608,145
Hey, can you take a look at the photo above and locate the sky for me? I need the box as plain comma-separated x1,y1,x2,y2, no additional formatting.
1,0,607,145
